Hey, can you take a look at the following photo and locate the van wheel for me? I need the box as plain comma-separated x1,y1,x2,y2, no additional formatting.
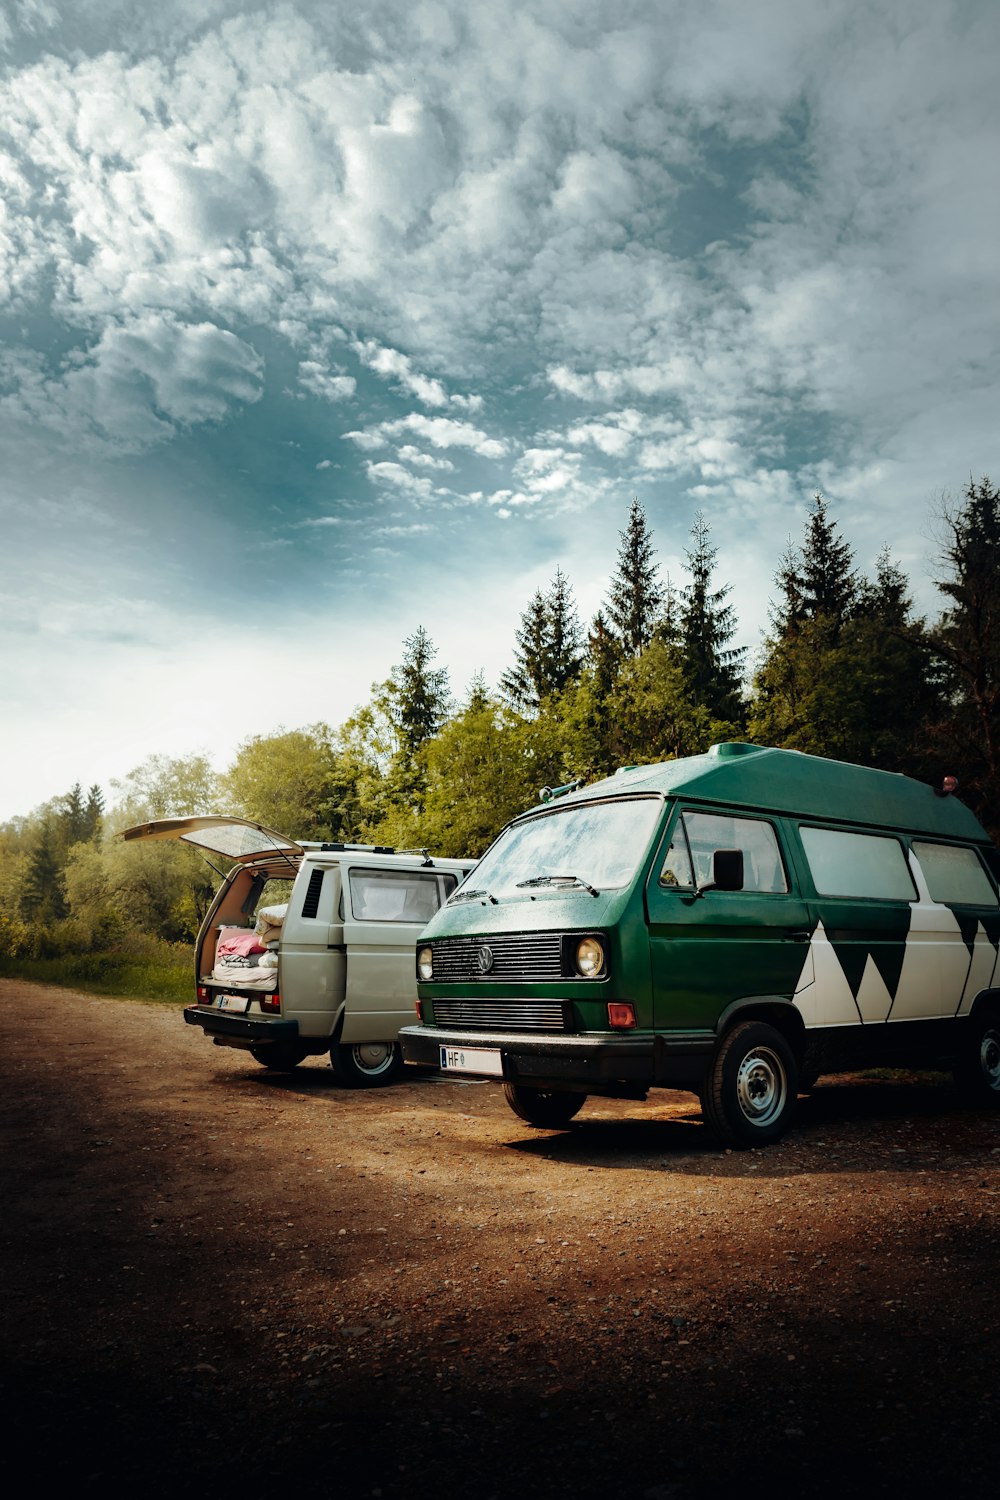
701,1021,798,1148
249,1045,308,1071
953,1010,1000,1106
331,1040,404,1088
503,1083,586,1128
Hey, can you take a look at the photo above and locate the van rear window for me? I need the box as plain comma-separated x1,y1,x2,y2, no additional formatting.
912,842,998,906
800,827,915,900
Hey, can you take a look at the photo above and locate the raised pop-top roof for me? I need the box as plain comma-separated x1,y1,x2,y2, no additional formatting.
527,743,991,843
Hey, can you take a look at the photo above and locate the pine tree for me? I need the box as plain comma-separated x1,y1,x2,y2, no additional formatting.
21,821,67,922
501,589,551,711
678,513,746,722
927,476,1000,825
393,626,451,758
83,785,105,840
501,569,584,711
605,498,664,656
798,493,857,626
60,783,88,847
545,567,585,694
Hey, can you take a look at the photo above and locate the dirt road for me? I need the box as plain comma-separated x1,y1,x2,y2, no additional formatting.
2,978,999,1498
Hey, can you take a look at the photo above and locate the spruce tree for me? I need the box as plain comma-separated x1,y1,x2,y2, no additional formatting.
605,498,664,656
798,493,857,626
392,626,450,757
678,513,746,722
83,785,105,840
501,589,551,711
545,567,584,694
928,476,1000,824
501,569,584,711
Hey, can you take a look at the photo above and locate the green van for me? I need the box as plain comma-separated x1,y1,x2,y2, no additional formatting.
399,743,1000,1145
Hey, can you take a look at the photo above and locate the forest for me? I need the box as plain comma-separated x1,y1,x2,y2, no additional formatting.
2,475,998,997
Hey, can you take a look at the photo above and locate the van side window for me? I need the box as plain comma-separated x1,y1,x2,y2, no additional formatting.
800,827,915,900
912,842,999,906
661,811,788,893
349,869,458,922
660,824,694,888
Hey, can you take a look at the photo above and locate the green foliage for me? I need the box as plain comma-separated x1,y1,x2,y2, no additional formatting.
224,723,366,841
750,529,940,770
108,752,220,829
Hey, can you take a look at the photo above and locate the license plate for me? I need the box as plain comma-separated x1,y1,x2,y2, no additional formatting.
217,995,250,1014
439,1045,503,1076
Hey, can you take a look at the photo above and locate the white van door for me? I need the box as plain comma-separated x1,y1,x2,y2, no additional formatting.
341,864,459,1041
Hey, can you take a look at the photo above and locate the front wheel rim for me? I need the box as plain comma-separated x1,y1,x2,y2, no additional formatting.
735,1046,787,1127
979,1029,1000,1091
350,1042,396,1077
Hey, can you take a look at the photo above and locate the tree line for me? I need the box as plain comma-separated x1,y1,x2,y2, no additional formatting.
2,475,998,964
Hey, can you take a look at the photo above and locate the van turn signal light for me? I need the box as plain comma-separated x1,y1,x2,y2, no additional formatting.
607,1002,636,1029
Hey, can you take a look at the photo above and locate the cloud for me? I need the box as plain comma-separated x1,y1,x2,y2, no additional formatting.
346,412,508,460
297,360,356,402
1,312,263,449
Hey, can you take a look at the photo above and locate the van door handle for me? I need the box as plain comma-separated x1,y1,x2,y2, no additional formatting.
783,929,811,942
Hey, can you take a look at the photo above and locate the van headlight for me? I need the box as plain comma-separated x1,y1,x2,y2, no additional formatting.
417,946,434,981
574,936,606,977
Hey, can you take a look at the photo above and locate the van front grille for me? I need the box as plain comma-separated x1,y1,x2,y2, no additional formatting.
430,933,563,982
433,998,571,1032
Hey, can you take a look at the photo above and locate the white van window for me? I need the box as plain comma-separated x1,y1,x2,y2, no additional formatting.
912,842,998,906
349,869,457,923
669,811,788,893
801,827,915,900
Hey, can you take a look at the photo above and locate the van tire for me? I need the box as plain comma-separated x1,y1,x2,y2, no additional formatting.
249,1044,308,1071
953,1010,1000,1106
701,1020,798,1147
503,1083,586,1128
330,1040,404,1088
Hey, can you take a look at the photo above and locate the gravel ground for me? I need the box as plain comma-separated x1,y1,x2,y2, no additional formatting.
2,977,999,1499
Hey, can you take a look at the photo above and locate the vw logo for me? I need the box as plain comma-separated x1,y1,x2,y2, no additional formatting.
477,945,495,974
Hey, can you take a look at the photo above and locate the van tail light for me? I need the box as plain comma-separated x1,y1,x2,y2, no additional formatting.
196,986,210,1003
260,993,281,1014
608,1002,636,1029
415,999,424,1022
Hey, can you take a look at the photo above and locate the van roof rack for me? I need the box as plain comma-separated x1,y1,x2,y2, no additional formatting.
319,841,397,854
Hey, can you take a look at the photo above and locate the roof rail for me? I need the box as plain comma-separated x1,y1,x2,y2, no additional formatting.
319,841,397,854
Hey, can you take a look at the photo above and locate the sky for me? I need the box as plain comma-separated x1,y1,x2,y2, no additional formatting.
2,0,998,823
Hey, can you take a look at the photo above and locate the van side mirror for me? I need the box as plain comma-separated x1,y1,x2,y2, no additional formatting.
713,849,744,891
691,848,745,898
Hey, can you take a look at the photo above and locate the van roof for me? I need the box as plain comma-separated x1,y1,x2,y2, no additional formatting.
540,742,991,843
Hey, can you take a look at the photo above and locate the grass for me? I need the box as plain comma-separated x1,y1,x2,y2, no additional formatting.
0,947,194,1003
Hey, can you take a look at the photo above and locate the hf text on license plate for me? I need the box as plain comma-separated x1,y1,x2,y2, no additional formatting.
439,1045,503,1076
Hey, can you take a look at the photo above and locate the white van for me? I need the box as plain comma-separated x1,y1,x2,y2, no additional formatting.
121,816,474,1085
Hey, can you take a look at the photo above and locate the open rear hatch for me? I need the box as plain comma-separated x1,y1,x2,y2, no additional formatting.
120,815,304,865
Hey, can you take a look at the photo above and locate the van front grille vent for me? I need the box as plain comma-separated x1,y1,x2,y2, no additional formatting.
301,868,324,919
433,999,571,1032
429,933,563,982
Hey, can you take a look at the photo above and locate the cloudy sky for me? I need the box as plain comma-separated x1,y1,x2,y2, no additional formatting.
2,0,997,822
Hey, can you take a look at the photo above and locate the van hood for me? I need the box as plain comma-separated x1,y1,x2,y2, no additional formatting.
422,885,623,938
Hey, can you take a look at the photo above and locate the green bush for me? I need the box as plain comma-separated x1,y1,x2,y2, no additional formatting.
0,928,194,1002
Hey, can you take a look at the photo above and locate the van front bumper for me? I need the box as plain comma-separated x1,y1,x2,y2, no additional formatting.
183,1004,300,1047
398,1024,714,1090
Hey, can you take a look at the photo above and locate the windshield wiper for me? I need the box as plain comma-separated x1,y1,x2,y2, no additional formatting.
515,873,600,897
448,887,499,905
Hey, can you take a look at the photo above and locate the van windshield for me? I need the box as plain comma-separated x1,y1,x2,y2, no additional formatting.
459,797,662,899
